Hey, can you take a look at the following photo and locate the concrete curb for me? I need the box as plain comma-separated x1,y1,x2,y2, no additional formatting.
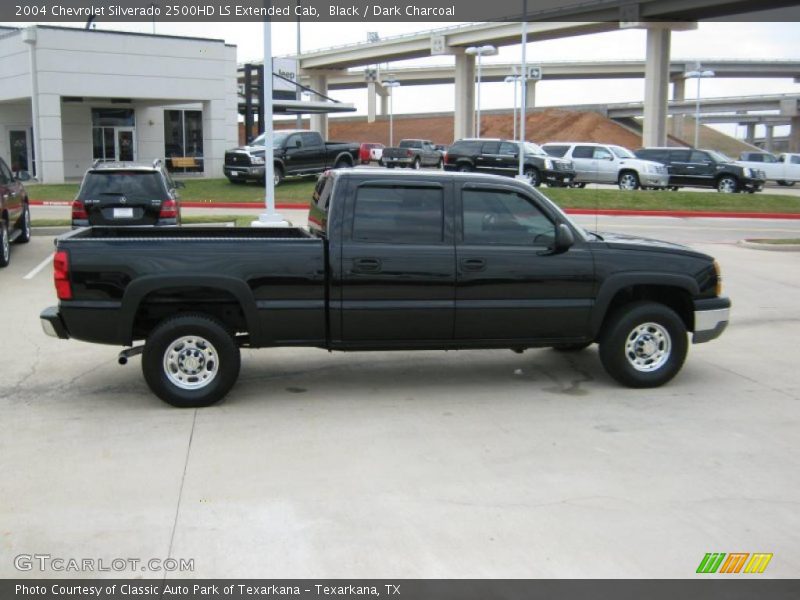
738,240,800,251
30,199,800,219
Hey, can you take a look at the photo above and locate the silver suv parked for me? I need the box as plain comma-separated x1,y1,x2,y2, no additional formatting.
542,142,669,190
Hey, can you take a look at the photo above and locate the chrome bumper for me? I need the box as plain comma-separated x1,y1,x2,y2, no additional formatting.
693,306,730,344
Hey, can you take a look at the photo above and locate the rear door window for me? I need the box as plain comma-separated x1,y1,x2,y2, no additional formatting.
572,146,594,159
353,185,444,244
481,142,500,154
669,150,691,162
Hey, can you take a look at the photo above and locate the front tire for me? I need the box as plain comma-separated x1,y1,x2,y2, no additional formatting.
524,167,541,187
142,314,241,408
598,301,688,388
618,171,640,191
274,166,284,187
15,203,31,244
412,157,421,170
716,175,739,193
457,163,473,173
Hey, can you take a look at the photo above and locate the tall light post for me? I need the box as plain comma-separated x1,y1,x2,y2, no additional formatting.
384,79,400,146
504,74,521,140
517,2,528,179
465,45,497,137
295,1,302,129
253,19,288,227
685,64,715,148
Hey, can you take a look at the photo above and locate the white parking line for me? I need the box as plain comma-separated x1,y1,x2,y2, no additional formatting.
24,253,54,280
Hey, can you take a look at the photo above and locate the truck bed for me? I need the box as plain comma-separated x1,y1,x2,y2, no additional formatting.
55,225,326,347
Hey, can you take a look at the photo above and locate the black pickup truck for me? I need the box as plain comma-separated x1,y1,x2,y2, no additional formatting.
224,129,360,186
41,170,730,408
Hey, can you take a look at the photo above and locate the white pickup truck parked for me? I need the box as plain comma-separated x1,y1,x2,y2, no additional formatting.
736,151,800,186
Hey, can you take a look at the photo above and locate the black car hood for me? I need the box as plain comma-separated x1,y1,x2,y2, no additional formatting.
227,145,265,156
599,231,712,260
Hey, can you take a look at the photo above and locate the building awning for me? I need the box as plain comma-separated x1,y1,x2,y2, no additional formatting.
238,98,356,115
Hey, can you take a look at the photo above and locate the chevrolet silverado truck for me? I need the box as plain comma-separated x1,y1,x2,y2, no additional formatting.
41,170,730,408
224,129,360,186
382,139,443,169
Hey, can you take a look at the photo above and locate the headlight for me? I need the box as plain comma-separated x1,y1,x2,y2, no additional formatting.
743,167,753,178
251,156,265,165
544,158,553,170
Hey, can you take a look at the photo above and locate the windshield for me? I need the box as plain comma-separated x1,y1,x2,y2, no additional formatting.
248,133,287,148
708,150,733,163
523,142,548,156
610,146,635,159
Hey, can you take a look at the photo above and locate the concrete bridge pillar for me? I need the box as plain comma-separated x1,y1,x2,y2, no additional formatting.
454,52,476,141
642,27,671,147
308,72,329,138
745,123,756,145
790,117,800,153
765,125,774,152
671,77,685,139
368,81,377,123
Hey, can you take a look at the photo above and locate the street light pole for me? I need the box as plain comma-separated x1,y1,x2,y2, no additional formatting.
466,45,497,138
295,1,302,129
685,64,715,148
384,80,400,146
253,18,288,227
505,75,520,140
518,0,528,178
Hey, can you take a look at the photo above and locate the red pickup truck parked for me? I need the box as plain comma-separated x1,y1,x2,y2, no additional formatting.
0,156,31,267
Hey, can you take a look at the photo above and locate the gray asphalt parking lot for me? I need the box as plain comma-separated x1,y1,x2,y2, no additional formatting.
1,215,799,579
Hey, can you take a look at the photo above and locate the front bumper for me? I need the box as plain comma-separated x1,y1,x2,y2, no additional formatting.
641,173,670,187
741,178,765,192
693,297,731,344
40,306,70,339
544,169,576,185
224,165,265,180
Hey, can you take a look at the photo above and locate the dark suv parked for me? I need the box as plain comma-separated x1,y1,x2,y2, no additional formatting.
0,156,31,268
444,139,575,187
635,147,765,193
72,160,183,228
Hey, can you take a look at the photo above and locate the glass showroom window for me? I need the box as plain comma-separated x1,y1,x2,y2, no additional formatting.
164,110,204,173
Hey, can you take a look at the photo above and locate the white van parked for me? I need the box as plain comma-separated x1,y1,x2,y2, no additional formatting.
542,142,670,190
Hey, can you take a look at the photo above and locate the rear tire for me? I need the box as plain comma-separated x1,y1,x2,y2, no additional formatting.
0,222,10,268
142,314,241,408
412,157,421,170
15,203,31,244
457,163,473,172
598,301,688,388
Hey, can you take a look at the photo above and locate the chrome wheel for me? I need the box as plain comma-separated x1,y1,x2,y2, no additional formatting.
273,172,281,186
24,207,31,239
1,224,9,264
625,322,671,373
413,158,420,170
525,169,540,186
717,177,737,193
162,335,219,390
618,173,639,191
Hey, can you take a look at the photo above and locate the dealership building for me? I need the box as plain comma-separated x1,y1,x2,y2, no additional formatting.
0,25,239,183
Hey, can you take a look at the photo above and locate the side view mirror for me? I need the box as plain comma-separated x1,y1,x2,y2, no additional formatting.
295,140,302,148
540,223,574,255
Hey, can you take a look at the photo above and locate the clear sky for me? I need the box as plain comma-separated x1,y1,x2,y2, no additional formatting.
4,20,800,138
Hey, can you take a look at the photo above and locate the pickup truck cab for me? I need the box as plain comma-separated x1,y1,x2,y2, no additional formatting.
224,130,359,186
542,142,669,190
41,170,730,408
382,139,443,169
736,151,800,186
